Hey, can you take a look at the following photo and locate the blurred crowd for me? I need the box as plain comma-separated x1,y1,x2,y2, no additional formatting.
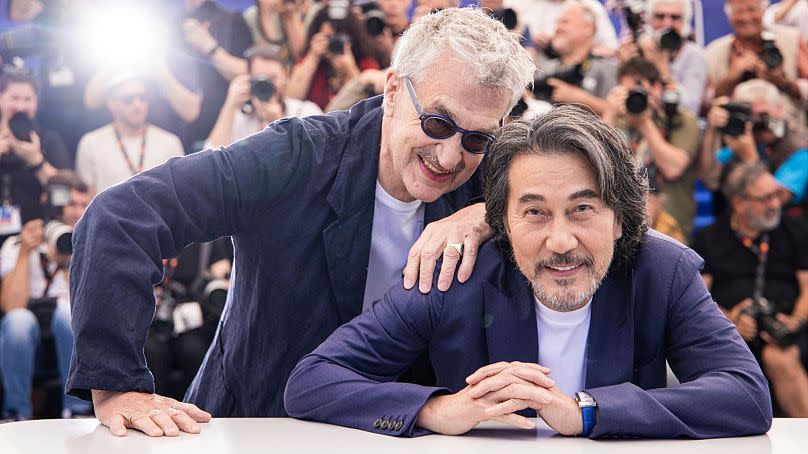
0,0,807,421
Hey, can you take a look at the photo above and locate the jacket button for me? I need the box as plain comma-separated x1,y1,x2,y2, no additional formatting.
395,421,404,431
373,419,382,428
380,420,389,429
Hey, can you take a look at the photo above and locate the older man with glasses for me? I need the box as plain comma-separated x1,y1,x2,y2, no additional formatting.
66,8,535,438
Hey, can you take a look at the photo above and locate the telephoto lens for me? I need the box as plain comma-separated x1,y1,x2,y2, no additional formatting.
625,85,649,114
250,77,276,102
44,220,73,255
759,31,783,69
365,8,386,36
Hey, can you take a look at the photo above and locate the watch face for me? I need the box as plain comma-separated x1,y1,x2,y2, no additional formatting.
576,392,597,407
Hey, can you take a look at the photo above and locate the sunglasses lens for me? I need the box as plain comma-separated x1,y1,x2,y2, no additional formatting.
461,133,492,154
422,116,455,139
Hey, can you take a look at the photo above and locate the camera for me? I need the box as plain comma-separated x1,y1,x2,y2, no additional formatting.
760,31,783,69
491,8,518,31
44,220,73,256
327,0,350,23
742,297,797,347
623,0,645,41
361,2,387,37
250,77,276,102
752,114,786,140
189,275,229,320
328,34,348,55
661,88,680,118
625,83,649,114
9,112,34,141
655,27,682,51
719,103,752,137
532,64,585,101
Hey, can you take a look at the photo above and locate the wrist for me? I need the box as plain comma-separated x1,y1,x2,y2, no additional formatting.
207,43,221,57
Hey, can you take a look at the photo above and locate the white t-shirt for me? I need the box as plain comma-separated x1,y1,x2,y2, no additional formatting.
362,181,425,312
76,124,184,194
1,236,70,307
535,296,592,397
226,98,324,147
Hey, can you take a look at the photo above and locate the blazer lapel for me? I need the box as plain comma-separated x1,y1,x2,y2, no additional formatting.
483,266,538,365
323,104,382,323
585,269,635,388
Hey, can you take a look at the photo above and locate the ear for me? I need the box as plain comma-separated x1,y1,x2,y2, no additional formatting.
613,218,623,241
382,69,401,117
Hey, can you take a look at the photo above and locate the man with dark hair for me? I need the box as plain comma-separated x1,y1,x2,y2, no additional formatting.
603,57,700,243
0,170,92,420
206,45,322,149
0,67,72,234
285,105,771,439
693,162,808,417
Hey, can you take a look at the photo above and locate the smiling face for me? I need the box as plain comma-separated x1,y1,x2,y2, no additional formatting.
504,152,622,312
726,0,764,40
378,58,510,202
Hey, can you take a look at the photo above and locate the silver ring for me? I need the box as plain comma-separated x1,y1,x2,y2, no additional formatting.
445,243,464,257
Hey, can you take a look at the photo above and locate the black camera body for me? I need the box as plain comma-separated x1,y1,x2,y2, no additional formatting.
250,77,276,102
532,64,585,101
720,103,752,137
623,0,645,41
626,84,649,115
760,31,783,69
361,2,387,37
491,8,518,31
328,34,347,55
0,112,35,171
655,27,682,51
742,297,797,347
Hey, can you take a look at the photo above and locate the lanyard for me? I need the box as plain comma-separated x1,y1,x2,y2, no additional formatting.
39,252,58,298
114,127,148,175
737,230,770,301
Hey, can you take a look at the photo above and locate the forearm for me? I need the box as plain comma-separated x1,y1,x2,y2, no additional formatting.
286,56,319,100
642,123,690,181
281,15,307,60
157,74,201,123
210,48,248,82
773,0,799,22
206,104,239,149
1,255,31,312
580,93,609,115
698,128,723,190
34,161,58,186
714,77,740,99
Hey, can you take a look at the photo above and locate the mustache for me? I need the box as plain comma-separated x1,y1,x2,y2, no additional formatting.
534,252,593,274
415,147,465,174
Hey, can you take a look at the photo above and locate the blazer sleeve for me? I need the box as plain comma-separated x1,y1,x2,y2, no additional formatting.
66,118,319,400
284,284,451,437
587,247,773,439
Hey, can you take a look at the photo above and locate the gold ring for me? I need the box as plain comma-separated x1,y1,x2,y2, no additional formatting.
445,243,464,257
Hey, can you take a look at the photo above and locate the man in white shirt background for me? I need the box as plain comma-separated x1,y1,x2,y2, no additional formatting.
76,73,184,195
205,45,323,150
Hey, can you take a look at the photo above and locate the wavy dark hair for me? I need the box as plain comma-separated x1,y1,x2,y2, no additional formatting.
484,105,649,270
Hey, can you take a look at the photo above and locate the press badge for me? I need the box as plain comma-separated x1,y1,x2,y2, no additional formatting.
582,76,597,93
0,204,22,236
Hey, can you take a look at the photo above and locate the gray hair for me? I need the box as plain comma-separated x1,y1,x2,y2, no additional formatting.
722,161,770,200
484,105,649,270
734,79,782,107
648,0,693,35
724,0,770,17
391,7,535,108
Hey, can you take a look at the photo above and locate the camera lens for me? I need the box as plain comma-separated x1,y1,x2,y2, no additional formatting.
656,28,682,51
625,88,649,114
365,10,386,36
9,112,34,142
250,77,276,102
328,34,346,55
44,220,73,255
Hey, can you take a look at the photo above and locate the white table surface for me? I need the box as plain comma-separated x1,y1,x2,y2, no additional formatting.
0,417,804,454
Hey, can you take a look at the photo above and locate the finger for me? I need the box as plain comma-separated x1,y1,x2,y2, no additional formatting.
491,413,535,430
436,244,462,292
170,409,202,434
468,373,523,398
418,242,442,294
509,361,551,375
403,238,426,290
546,78,560,86
469,366,553,398
487,383,555,406
484,398,533,417
107,413,128,437
170,400,212,422
504,366,555,389
456,233,480,283
150,410,180,437
129,413,163,437
760,331,775,345
466,362,511,385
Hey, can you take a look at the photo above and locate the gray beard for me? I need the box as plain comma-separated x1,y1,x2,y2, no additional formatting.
529,253,609,312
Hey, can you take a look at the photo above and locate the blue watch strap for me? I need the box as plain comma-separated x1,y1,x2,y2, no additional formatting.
580,405,596,436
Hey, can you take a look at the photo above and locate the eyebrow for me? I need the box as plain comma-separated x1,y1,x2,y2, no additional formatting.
517,189,600,205
427,101,499,135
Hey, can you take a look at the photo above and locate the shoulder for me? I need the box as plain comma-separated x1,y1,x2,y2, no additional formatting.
705,34,734,54
633,230,704,278
681,41,707,60
147,126,183,147
78,125,114,148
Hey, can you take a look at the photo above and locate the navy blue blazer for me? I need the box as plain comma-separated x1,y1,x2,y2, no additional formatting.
285,231,772,439
66,96,481,416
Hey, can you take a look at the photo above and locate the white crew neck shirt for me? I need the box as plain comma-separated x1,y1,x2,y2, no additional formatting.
362,181,425,311
535,296,593,397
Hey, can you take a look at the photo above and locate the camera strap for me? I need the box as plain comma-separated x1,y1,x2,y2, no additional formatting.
114,126,148,175
39,252,58,298
735,230,770,301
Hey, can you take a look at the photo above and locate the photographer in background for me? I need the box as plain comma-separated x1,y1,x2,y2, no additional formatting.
531,1,618,115
694,162,808,417
618,0,707,116
0,171,92,420
0,67,71,240
145,237,233,401
206,46,322,149
286,1,381,110
764,0,808,41
603,57,700,243
242,0,309,65
700,79,808,217
706,0,807,128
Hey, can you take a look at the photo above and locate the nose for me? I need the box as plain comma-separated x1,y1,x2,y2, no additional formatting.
545,216,578,255
435,133,464,171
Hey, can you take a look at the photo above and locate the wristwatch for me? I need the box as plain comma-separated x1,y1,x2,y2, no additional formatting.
575,391,598,436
